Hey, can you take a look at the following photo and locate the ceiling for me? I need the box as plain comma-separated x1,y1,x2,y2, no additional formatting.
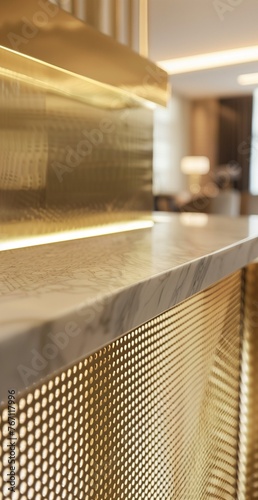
148,0,258,98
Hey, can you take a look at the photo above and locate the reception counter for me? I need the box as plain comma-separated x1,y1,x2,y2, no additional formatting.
1,213,258,499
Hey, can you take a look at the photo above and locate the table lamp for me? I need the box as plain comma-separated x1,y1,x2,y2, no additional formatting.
181,156,210,194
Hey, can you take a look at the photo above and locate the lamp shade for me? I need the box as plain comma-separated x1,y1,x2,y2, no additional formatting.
181,156,210,175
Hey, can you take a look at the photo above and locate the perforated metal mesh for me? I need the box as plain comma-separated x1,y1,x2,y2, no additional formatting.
0,271,243,499
238,263,258,499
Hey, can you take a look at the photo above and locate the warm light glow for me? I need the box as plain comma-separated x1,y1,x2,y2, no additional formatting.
180,213,208,227
0,221,153,252
0,45,157,111
181,156,210,175
143,99,158,110
158,46,258,74
238,72,258,86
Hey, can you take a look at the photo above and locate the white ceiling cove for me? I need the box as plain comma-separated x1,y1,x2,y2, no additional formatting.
148,0,258,97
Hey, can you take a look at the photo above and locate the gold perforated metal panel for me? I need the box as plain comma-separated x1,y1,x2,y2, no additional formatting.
0,272,243,499
0,73,152,224
238,263,258,499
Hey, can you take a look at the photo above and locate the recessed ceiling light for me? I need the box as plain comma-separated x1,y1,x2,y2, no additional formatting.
238,73,258,85
158,46,258,75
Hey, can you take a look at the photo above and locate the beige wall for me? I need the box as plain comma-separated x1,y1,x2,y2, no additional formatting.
153,94,191,195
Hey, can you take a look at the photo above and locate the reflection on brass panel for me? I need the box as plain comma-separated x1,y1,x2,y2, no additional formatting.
238,263,258,499
0,46,156,111
0,70,153,247
0,272,242,498
0,0,168,107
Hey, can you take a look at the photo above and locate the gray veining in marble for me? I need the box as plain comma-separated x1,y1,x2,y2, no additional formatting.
1,213,258,403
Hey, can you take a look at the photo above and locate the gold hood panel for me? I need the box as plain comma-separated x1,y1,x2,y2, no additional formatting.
0,0,168,107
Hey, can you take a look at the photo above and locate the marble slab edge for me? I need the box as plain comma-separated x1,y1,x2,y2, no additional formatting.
1,234,258,404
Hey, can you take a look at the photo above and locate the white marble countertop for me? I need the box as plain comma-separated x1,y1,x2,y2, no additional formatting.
1,213,258,402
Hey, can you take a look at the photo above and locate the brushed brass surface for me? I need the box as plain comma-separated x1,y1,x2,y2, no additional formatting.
0,272,242,498
0,46,159,111
0,0,168,106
